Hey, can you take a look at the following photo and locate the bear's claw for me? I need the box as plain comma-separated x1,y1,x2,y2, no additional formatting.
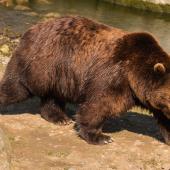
58,119,73,126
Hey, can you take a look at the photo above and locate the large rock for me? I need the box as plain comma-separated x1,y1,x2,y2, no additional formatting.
0,128,11,170
145,0,170,5
104,0,170,13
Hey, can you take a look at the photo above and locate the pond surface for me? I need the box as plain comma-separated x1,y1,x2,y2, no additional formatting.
0,0,170,52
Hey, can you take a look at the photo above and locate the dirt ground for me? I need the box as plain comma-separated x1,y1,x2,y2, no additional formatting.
0,97,170,170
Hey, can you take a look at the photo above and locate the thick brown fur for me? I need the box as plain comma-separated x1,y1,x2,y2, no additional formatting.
1,16,170,144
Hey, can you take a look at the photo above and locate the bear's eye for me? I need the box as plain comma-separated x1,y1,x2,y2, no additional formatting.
154,63,166,74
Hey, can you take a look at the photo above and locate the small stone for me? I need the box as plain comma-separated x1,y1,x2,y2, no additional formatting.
25,11,39,16
44,12,60,18
35,0,51,4
14,5,31,11
15,0,29,6
11,38,20,43
2,57,10,65
0,44,10,55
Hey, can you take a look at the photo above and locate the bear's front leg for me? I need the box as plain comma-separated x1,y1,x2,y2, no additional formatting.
76,96,115,145
153,112,170,145
76,87,134,145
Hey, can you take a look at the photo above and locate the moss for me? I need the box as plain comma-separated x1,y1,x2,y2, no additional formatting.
0,29,20,59
47,151,53,156
55,151,70,158
47,150,70,158
130,106,151,115
103,0,170,14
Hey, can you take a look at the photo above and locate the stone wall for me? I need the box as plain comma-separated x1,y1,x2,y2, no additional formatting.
145,0,170,5
103,0,170,13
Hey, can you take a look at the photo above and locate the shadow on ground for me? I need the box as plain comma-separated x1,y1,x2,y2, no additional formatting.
103,112,163,142
0,98,163,142
0,97,40,114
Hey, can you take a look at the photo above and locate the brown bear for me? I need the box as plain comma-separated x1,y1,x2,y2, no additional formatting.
0,16,170,145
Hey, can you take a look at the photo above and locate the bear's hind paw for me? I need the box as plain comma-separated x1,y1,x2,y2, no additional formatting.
41,113,73,125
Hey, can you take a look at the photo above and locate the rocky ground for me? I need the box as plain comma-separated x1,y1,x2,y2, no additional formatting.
0,97,170,170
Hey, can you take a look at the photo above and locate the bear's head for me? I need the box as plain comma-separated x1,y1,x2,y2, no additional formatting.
120,32,170,144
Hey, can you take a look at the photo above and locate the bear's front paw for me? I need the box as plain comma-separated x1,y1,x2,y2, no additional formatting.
95,134,113,145
79,130,113,145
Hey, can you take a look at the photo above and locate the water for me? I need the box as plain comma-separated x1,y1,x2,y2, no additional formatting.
0,0,170,52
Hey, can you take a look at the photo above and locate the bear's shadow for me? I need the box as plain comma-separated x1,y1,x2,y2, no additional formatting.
0,97,163,142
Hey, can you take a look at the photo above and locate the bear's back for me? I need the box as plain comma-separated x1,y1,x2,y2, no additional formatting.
10,16,125,101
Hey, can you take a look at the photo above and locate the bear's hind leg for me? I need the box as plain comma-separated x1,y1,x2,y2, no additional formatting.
0,78,31,106
40,99,71,125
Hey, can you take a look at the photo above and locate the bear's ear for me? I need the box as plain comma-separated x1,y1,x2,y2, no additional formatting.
154,63,166,74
